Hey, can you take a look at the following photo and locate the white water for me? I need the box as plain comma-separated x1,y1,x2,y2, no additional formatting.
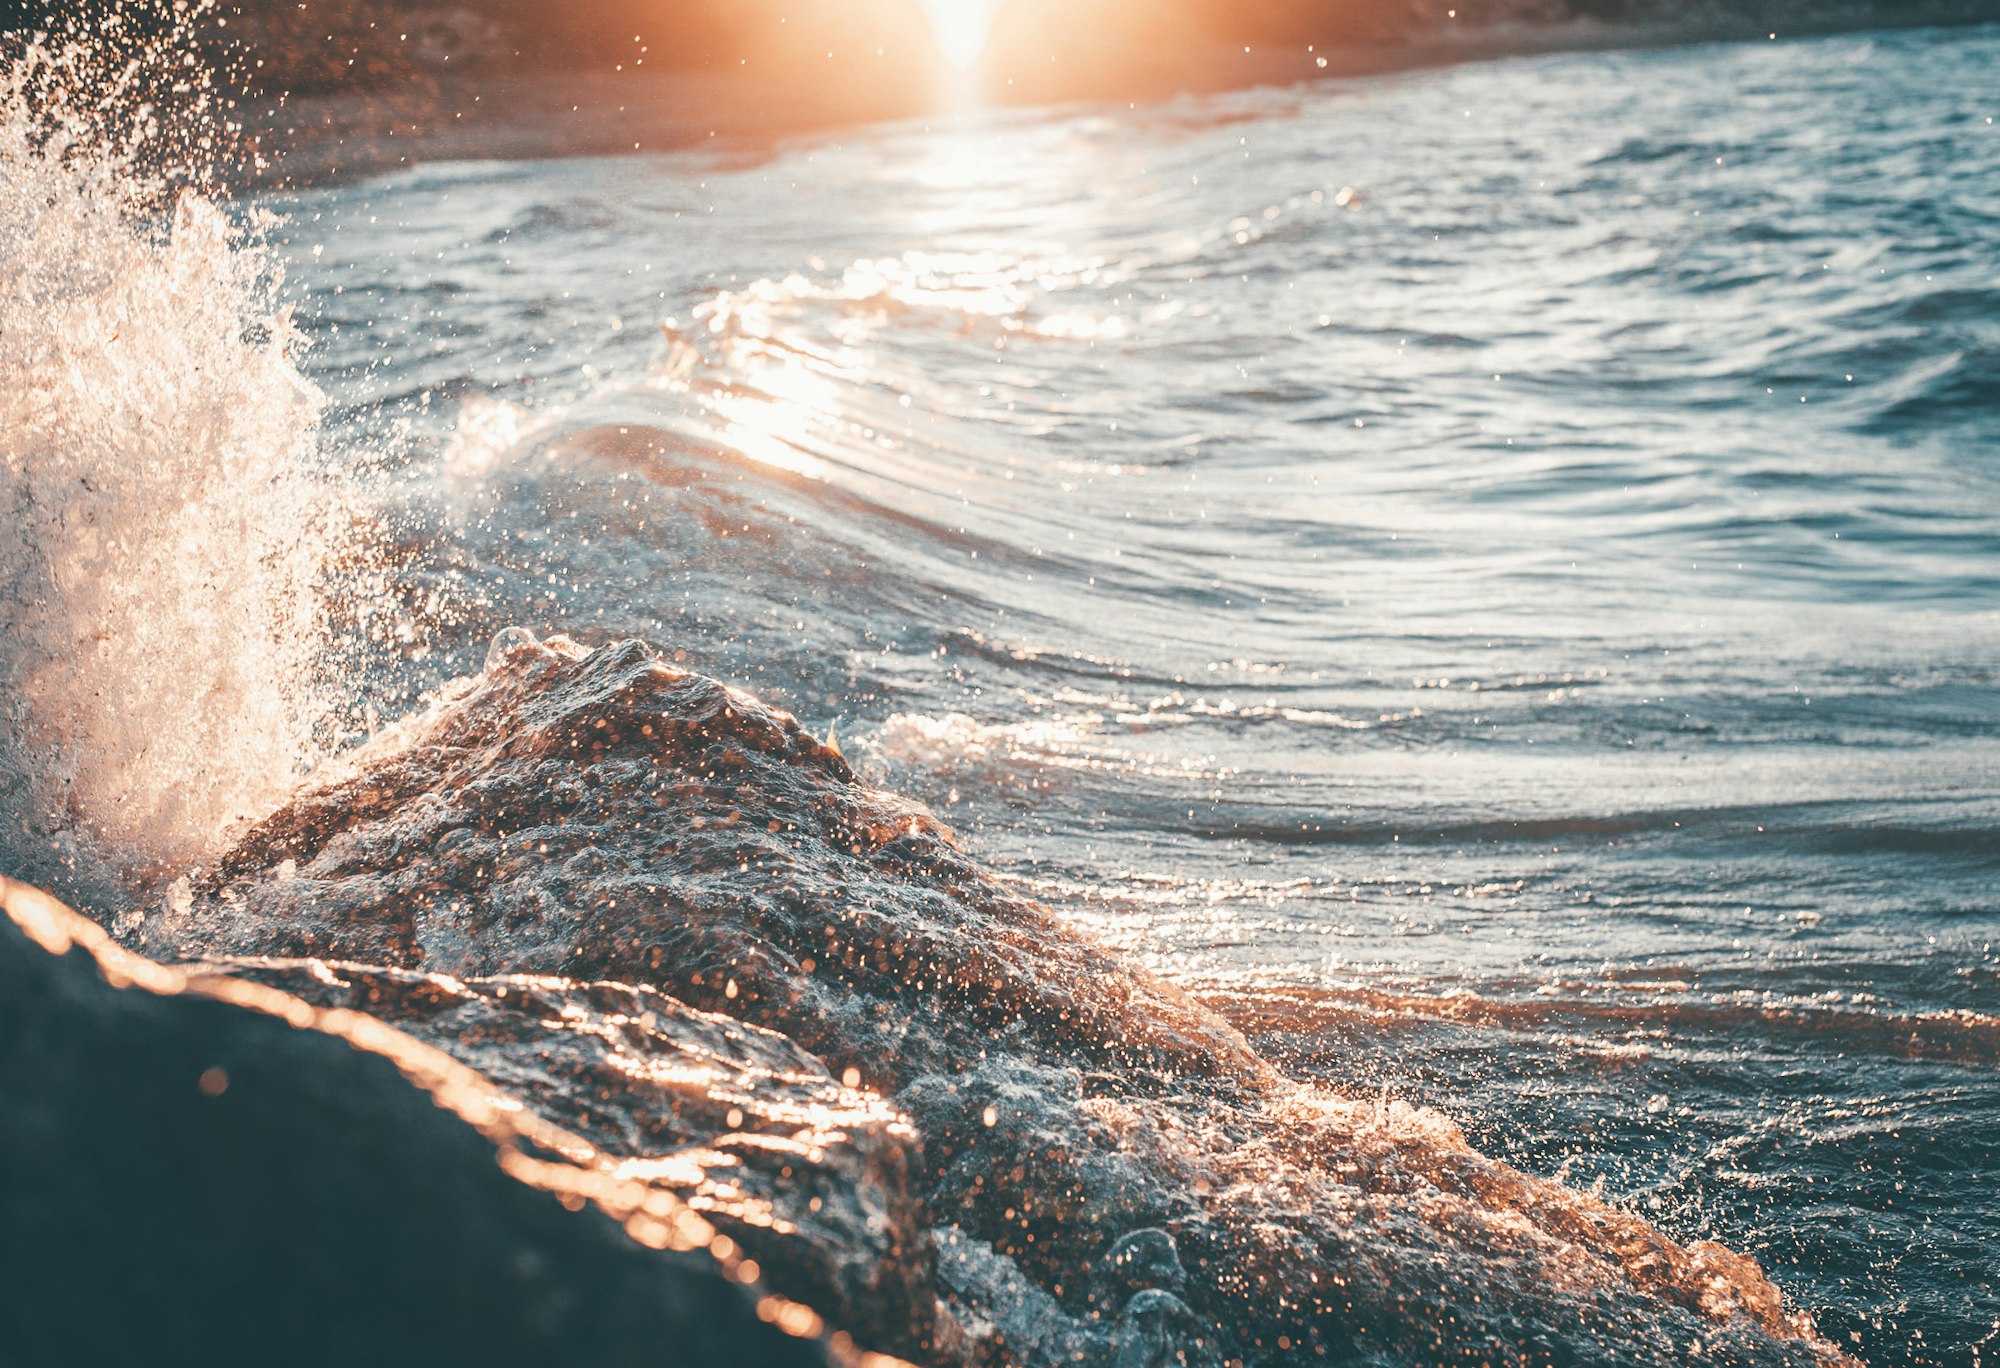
0,33,350,900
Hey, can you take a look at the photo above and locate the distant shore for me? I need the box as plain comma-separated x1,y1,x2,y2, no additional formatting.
218,5,1997,191
4,0,1993,190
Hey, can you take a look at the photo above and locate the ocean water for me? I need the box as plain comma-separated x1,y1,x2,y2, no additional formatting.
4,16,1998,1366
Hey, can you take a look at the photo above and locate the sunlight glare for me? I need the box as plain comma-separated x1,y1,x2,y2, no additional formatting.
918,0,1001,71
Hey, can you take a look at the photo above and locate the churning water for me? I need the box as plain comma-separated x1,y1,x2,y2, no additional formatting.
3,16,1997,1366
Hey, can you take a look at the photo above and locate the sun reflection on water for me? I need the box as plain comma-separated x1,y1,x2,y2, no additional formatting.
667,231,1138,487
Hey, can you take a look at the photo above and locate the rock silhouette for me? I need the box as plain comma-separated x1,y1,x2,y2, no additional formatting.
0,874,839,1368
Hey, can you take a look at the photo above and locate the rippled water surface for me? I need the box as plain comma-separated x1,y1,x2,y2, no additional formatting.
30,20,2000,1364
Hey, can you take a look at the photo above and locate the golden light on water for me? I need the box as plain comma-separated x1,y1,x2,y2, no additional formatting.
917,0,1002,71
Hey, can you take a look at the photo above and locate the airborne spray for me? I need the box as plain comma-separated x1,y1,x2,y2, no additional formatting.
0,2,359,908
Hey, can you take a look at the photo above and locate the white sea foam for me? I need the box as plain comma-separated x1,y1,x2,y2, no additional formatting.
0,29,349,900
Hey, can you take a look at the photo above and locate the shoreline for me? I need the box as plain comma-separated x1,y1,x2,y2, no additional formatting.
242,14,1994,192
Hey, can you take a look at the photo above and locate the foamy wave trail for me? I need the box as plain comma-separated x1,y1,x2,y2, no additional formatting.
0,17,351,904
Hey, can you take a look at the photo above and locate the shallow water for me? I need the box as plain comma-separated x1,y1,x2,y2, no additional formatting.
6,17,2000,1365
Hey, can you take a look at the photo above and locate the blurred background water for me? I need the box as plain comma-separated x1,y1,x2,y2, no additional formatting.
118,20,2000,1363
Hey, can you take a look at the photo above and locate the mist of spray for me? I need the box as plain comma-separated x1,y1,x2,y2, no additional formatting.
0,7,357,905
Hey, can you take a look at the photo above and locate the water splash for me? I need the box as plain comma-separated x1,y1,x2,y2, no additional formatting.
0,15,351,901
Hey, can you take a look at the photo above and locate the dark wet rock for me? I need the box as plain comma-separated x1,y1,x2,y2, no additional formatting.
0,875,831,1368
1112,1290,1205,1368
1097,1230,1188,1305
167,634,1854,1368
213,955,938,1360
176,632,1256,1091
933,1226,1107,1368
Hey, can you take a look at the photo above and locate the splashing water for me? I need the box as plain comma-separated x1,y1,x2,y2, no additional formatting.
0,20,349,902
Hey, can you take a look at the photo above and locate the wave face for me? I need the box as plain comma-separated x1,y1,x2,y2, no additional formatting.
0,20,359,902
6,11,1998,1367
